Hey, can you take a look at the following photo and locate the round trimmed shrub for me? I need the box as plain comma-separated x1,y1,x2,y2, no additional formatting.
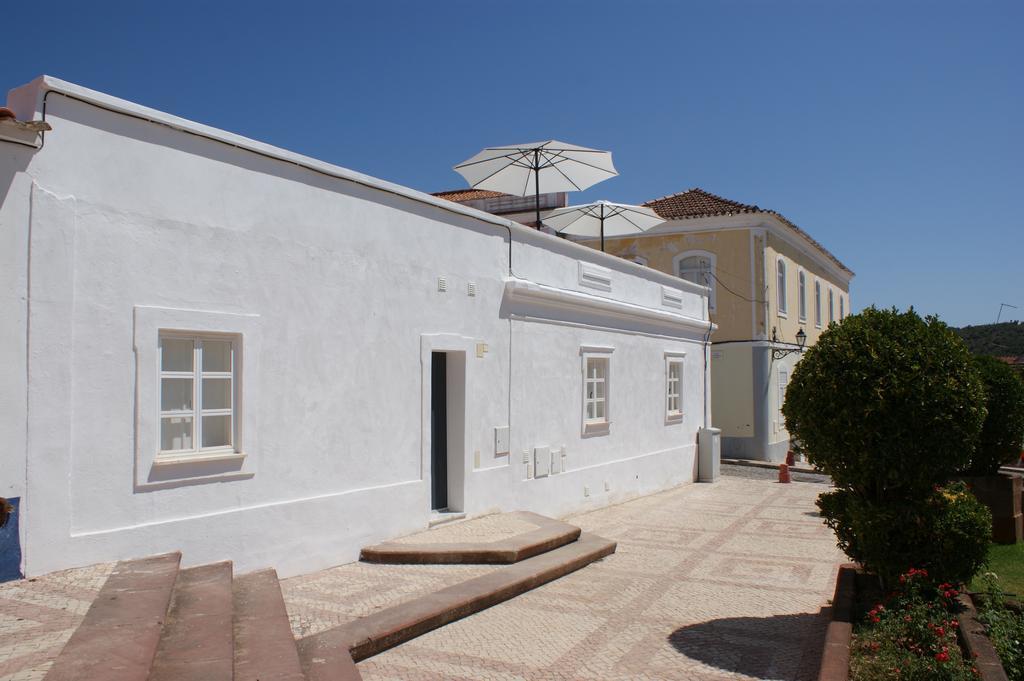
960,355,1024,475
783,307,986,500
817,481,991,586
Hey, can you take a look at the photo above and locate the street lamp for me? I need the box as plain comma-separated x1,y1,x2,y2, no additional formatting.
772,327,807,360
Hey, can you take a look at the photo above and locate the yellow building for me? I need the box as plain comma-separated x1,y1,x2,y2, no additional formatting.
600,188,854,461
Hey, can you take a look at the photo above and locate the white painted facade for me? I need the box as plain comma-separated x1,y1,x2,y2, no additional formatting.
0,77,712,578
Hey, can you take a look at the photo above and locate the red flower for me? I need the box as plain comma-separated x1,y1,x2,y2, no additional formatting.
936,651,950,662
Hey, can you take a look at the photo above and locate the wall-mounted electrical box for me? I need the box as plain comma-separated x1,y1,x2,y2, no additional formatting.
533,446,551,478
494,426,510,455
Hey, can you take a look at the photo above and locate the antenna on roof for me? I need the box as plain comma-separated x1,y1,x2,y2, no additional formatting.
996,303,1018,324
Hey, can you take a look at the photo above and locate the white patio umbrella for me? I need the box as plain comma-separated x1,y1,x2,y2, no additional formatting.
544,200,665,252
453,140,618,228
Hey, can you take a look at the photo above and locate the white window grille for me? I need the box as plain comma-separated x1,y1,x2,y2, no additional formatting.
778,366,789,429
580,347,613,434
798,270,807,321
159,334,237,458
675,251,716,311
777,258,787,316
665,354,685,421
814,280,822,328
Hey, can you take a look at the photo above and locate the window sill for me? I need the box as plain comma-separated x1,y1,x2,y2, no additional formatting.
583,421,610,437
665,412,683,425
777,311,788,319
154,450,247,466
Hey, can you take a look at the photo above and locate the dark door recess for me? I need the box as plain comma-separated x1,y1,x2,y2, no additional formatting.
430,352,448,511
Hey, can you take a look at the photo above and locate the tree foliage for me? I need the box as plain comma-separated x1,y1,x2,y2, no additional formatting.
784,307,986,500
784,307,990,585
960,354,1024,475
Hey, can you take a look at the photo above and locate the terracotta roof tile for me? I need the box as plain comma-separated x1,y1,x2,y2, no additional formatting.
644,188,853,276
432,188,511,202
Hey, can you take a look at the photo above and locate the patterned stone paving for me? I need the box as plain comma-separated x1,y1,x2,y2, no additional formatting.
0,562,114,681
358,476,842,681
0,474,841,681
281,561,500,639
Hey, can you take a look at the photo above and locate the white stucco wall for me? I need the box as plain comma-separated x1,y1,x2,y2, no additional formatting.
4,77,711,578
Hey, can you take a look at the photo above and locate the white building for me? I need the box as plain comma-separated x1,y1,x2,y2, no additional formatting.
0,77,713,580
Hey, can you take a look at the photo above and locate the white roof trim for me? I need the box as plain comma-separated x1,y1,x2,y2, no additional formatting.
11,75,703,295
503,278,714,336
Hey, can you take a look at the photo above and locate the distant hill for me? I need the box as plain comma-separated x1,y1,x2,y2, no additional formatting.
955,321,1024,357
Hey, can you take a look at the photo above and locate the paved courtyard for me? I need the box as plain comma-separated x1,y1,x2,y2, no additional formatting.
0,472,842,681
358,475,843,681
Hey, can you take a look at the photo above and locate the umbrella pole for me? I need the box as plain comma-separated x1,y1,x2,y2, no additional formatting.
600,203,605,252
534,149,541,230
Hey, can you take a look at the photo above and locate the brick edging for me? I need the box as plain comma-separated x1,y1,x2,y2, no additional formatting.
817,563,858,681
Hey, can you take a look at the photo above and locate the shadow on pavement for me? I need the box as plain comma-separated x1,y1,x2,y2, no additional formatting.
668,610,828,680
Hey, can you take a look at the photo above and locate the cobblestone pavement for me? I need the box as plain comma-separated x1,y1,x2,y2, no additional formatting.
0,562,114,681
359,476,843,681
281,560,499,639
721,463,832,485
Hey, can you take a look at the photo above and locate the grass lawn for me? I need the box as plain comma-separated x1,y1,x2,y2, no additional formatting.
972,542,1024,597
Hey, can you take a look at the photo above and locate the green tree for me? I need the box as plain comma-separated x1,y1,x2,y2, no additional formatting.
784,308,990,584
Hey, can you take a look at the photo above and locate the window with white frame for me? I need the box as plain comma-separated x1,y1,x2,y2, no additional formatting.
778,366,789,429
828,289,835,323
665,353,685,422
814,280,822,328
159,334,237,457
581,348,612,434
675,251,716,311
840,295,845,319
776,258,787,316
798,270,807,321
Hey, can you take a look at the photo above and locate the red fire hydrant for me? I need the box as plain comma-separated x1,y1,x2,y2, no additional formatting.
778,463,791,484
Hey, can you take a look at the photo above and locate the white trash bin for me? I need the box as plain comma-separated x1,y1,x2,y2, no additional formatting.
698,427,721,482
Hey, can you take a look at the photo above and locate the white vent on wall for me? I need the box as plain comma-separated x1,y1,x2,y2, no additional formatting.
578,262,612,292
437,277,447,292
661,286,684,309
467,282,477,297
533,446,551,478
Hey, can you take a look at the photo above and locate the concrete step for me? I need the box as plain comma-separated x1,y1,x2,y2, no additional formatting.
299,532,616,677
148,561,234,681
43,552,181,681
360,512,582,565
233,568,307,681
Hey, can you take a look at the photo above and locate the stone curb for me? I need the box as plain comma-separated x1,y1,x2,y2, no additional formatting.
359,512,581,564
817,563,857,681
299,532,616,679
958,593,1011,681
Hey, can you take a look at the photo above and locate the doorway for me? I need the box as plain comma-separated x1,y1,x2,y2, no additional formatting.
430,352,448,511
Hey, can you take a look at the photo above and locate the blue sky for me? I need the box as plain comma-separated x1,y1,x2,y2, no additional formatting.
4,1,1021,327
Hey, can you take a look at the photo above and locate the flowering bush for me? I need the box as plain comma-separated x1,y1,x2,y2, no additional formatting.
851,568,979,681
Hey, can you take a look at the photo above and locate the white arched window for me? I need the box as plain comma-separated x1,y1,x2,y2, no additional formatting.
798,270,807,321
840,295,845,319
674,251,716,311
828,288,835,323
776,258,787,316
814,280,822,327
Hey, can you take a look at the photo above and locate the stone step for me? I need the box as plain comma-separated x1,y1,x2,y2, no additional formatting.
360,512,582,564
233,568,308,681
43,552,181,681
299,532,616,677
148,561,234,681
